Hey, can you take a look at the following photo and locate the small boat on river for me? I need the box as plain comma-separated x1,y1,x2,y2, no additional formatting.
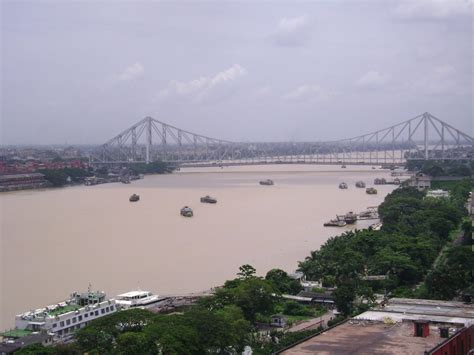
366,187,378,194
200,195,217,204
260,179,274,186
129,194,140,202
180,206,193,217
355,181,366,188
339,182,348,189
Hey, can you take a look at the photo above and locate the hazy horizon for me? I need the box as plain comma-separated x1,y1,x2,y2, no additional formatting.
1,0,473,145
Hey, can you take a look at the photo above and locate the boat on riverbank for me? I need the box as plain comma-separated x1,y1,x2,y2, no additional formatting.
129,194,140,202
339,182,348,189
180,206,193,217
343,211,357,224
323,219,347,227
259,179,274,186
200,195,217,204
5,289,117,341
115,290,163,309
355,181,366,188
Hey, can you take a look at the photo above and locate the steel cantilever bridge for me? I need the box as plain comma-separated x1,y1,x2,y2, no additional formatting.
94,112,473,166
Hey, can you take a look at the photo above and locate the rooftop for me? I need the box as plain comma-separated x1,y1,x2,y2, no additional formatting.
1,329,33,338
280,321,443,355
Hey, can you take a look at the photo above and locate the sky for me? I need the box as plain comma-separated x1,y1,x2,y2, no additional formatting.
1,0,473,144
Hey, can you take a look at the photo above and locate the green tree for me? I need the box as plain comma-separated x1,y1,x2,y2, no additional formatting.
237,264,257,279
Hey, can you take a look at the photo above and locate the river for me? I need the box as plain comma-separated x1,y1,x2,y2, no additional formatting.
0,165,397,329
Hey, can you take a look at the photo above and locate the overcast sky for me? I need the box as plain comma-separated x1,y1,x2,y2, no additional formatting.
1,0,472,144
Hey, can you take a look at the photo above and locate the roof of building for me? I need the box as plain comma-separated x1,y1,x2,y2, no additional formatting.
0,333,51,354
280,321,443,355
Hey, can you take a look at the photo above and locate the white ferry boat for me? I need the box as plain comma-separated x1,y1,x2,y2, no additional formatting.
115,290,162,309
12,288,117,341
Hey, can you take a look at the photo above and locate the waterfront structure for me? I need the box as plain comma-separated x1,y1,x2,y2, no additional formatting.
9,290,117,341
0,333,53,354
93,112,473,166
0,173,50,192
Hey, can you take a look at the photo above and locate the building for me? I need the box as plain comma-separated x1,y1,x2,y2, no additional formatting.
0,173,50,192
270,314,288,328
0,332,53,355
426,189,450,198
427,324,474,355
278,298,474,354
5,290,117,342
408,173,432,190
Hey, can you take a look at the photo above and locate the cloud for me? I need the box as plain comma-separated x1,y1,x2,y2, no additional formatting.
283,85,334,102
157,64,246,102
411,64,458,95
273,15,311,46
253,86,271,97
116,62,144,81
392,0,472,21
356,71,390,89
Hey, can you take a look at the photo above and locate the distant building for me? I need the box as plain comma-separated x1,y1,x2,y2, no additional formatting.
0,173,50,192
426,189,450,198
408,173,431,190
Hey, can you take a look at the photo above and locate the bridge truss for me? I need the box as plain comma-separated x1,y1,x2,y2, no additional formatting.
94,112,473,166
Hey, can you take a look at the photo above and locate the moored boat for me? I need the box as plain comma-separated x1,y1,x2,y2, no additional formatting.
366,187,378,194
200,195,217,204
115,290,162,309
355,181,366,188
129,194,140,202
339,182,348,189
180,206,193,217
259,179,274,186
374,178,386,185
344,211,357,224
324,219,347,227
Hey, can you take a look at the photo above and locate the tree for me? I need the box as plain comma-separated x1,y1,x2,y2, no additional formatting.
265,269,302,295
237,264,257,279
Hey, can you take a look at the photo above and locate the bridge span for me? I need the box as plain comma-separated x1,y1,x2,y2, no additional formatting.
93,112,473,166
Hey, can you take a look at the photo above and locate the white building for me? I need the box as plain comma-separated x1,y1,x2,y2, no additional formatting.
13,290,117,341
426,189,450,198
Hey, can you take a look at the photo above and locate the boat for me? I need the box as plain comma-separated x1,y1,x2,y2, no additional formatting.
129,194,140,202
10,288,117,341
374,178,386,185
324,219,347,227
200,195,217,204
115,290,162,309
344,211,357,224
366,187,378,194
372,166,376,170
259,179,274,186
180,206,193,217
355,181,366,188
341,165,346,168
339,182,348,189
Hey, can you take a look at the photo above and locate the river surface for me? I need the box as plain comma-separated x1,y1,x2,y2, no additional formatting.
0,165,397,329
